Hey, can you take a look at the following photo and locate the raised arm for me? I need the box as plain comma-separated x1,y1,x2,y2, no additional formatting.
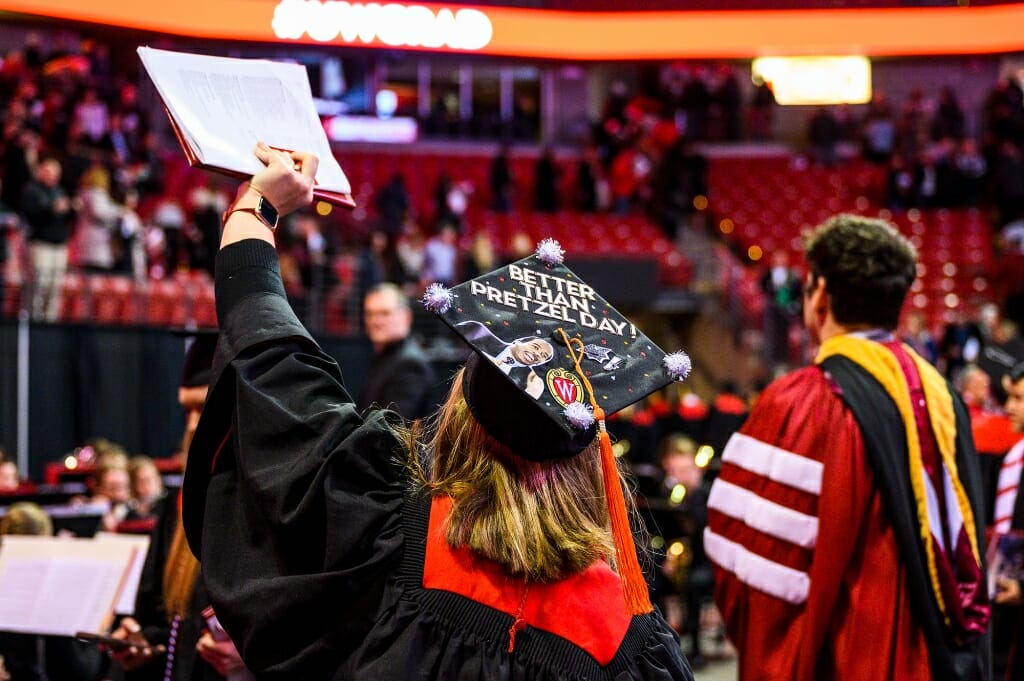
183,144,407,677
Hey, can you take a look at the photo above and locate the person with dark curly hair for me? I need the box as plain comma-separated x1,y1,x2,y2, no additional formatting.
707,214,991,681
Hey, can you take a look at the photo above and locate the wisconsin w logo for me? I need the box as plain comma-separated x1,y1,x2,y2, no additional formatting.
546,368,585,407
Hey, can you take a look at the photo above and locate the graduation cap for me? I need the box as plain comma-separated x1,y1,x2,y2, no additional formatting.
423,238,691,614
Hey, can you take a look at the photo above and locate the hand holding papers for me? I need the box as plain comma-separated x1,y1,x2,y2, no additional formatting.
137,46,355,209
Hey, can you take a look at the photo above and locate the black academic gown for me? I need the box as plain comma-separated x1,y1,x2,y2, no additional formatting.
181,240,693,681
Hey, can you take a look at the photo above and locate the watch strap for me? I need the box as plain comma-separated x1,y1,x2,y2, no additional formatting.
223,195,279,231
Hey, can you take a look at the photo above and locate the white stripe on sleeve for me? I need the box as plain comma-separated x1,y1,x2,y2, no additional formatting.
708,478,819,549
722,432,824,495
704,527,810,605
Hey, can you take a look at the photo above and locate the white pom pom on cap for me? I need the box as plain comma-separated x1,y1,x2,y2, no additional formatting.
422,283,454,314
663,351,692,381
563,402,595,430
535,238,565,266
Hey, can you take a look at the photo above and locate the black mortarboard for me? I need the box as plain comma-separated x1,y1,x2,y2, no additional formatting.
423,239,691,462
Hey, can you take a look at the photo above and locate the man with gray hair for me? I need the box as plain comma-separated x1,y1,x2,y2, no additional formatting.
357,282,435,421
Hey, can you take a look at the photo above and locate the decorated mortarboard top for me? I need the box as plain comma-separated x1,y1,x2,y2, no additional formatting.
423,238,691,461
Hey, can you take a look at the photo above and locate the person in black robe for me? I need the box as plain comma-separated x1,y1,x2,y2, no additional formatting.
180,143,695,681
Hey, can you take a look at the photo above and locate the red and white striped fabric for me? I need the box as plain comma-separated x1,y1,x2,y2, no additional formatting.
993,439,1024,534
705,431,823,605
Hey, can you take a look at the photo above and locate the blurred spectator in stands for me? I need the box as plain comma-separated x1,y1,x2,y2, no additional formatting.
834,103,861,149
357,282,435,422
654,433,712,668
71,86,109,148
992,140,1024,229
533,146,560,213
508,230,535,262
760,249,802,370
103,110,134,170
746,80,775,141
957,363,1019,516
608,142,651,215
652,138,707,237
376,171,410,238
671,390,709,444
433,170,458,229
915,148,946,209
681,65,711,141
186,181,229,276
711,64,742,142
861,92,896,164
952,138,988,207
930,86,966,142
0,459,19,491
112,83,146,150
131,130,165,198
900,310,939,366
574,144,601,213
807,107,840,167
1,100,40,214
939,309,985,379
996,222,1024,332
421,223,459,288
38,88,69,151
392,219,426,295
151,197,186,277
74,163,124,273
22,156,72,321
980,318,1024,403
114,187,146,281
461,230,498,281
128,455,166,522
984,77,1024,148
489,145,514,213
886,152,918,210
894,88,928,162
356,229,390,302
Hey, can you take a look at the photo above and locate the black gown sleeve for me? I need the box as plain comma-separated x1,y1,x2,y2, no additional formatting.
186,240,408,678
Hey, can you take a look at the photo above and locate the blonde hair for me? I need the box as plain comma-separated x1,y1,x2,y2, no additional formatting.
408,369,616,582
0,502,53,536
80,164,111,191
163,521,200,620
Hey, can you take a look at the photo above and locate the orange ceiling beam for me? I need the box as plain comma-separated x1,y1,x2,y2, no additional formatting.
3,0,1024,60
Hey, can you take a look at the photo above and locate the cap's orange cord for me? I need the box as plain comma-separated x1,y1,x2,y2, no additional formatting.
557,329,652,616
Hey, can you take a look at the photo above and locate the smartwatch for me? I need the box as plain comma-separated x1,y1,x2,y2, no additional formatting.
227,195,279,231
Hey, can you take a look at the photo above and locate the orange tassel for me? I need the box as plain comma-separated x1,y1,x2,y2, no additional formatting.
557,329,653,616
595,407,653,615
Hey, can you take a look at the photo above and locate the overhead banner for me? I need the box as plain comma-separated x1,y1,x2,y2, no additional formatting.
4,0,1024,59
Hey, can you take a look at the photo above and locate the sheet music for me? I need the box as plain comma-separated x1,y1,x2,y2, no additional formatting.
95,532,151,615
0,535,137,636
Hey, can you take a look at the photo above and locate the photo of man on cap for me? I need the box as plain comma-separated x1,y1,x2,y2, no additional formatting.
455,320,554,398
